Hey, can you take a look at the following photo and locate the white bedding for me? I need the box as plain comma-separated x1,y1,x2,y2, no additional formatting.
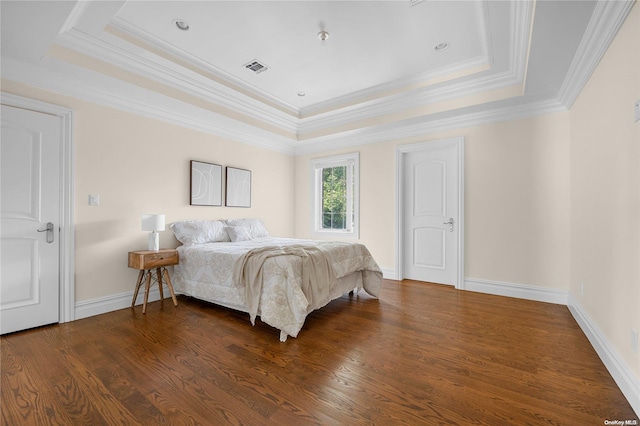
172,237,382,341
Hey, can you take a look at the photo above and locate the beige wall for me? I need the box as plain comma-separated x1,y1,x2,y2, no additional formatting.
2,80,295,302
295,113,572,291
570,4,640,377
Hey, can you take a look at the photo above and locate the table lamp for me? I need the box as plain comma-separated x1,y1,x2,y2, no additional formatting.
141,214,165,251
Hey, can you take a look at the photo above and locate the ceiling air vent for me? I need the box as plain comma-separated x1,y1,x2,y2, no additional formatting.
244,60,268,74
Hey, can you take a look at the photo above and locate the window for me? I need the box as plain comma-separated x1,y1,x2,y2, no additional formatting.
311,153,359,237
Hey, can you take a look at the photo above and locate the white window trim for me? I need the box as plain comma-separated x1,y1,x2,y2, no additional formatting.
310,152,360,239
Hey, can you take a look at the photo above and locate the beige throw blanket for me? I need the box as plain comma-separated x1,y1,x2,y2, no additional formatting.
233,244,337,326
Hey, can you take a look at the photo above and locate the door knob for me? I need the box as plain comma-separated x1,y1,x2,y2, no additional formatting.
443,218,454,232
37,222,54,243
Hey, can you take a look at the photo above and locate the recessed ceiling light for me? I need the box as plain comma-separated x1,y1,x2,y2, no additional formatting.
297,92,306,97
435,42,450,52
173,19,190,31
317,30,330,48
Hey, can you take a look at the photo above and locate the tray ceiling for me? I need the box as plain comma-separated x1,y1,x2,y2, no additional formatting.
0,1,634,154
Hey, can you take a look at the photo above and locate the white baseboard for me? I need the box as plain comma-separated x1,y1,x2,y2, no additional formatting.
568,293,640,417
464,277,569,305
74,285,175,320
462,277,638,417
381,268,396,280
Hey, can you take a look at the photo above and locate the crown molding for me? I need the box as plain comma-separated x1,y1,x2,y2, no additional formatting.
55,26,299,135
101,1,533,137
47,0,540,142
298,0,532,119
509,0,535,83
300,2,493,119
296,68,522,137
1,57,296,155
557,0,635,109
109,16,301,118
1,56,568,159
110,6,495,123
57,0,92,35
55,22,525,143
75,17,499,138
298,55,490,119
297,0,533,136
293,97,567,155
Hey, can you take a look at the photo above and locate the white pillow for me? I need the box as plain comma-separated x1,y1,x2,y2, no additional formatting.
226,226,253,242
224,219,269,239
170,220,230,245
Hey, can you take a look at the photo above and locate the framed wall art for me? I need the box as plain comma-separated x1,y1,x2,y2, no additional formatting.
225,167,251,207
190,160,222,206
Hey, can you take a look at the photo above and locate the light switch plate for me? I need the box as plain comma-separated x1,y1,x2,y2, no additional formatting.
634,99,640,123
89,194,100,206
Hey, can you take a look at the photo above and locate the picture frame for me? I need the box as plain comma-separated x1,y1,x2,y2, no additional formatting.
225,167,251,208
190,160,222,206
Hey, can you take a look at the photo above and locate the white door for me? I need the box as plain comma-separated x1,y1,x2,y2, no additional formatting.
399,138,463,286
1,105,61,334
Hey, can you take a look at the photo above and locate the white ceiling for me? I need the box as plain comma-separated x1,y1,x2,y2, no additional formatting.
0,1,635,154
115,0,490,111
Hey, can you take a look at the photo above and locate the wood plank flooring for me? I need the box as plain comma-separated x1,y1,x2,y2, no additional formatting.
2,280,637,425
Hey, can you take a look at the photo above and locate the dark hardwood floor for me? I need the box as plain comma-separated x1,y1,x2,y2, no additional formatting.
2,280,637,425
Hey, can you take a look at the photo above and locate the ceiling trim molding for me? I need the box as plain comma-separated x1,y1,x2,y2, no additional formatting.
48,0,539,141
1,54,569,159
510,0,535,84
99,1,534,133
297,0,533,135
57,0,92,35
1,57,296,155
55,27,299,134
293,98,567,156
110,8,497,122
300,2,496,119
296,68,521,136
56,23,522,141
298,55,490,119
109,16,301,117
557,0,635,109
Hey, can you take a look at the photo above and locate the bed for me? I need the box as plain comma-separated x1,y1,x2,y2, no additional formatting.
170,219,383,341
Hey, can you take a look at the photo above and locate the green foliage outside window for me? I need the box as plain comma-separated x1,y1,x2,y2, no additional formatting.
321,166,347,229
313,153,358,235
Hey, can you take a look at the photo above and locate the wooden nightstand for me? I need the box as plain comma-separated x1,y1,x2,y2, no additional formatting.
128,249,179,314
